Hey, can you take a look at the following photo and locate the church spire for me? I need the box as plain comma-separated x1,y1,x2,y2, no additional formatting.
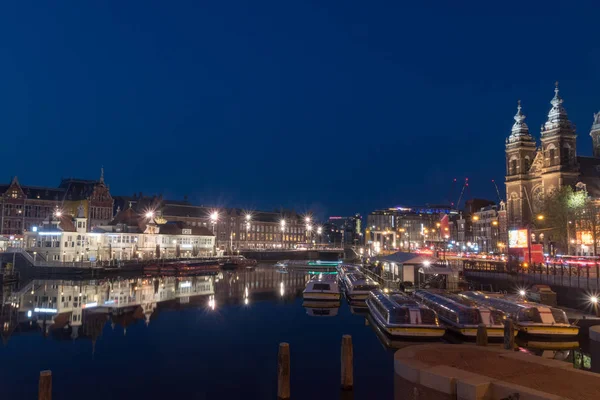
543,81,571,132
99,166,104,184
508,100,533,143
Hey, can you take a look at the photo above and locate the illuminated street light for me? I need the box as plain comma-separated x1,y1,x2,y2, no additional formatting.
492,220,498,226
55,211,62,218
305,216,311,224
472,215,479,221
537,215,545,221
519,289,526,297
245,214,251,222
317,226,322,234
210,211,219,223
591,296,598,304
423,261,431,267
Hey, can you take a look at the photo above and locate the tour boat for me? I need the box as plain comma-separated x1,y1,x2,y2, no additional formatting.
221,257,257,270
303,274,341,301
366,290,445,338
413,289,509,338
343,273,379,302
336,264,359,286
460,291,579,337
274,260,289,268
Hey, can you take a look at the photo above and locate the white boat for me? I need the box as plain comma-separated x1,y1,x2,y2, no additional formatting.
303,274,341,301
414,289,510,338
343,273,379,302
366,290,445,338
274,260,289,268
460,291,579,337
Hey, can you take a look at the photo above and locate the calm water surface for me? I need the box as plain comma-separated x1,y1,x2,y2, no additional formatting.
0,266,395,399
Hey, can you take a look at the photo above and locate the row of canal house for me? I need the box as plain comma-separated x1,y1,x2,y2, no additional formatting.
24,204,216,262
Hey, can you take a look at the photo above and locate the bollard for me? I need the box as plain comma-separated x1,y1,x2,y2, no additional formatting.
277,343,290,400
503,318,515,350
476,323,488,346
39,370,52,400
341,335,354,390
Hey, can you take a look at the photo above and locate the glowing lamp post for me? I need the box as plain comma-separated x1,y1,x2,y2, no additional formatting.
280,219,286,249
210,211,219,256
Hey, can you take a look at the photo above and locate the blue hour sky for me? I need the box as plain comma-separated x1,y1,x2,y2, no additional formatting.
1,1,599,218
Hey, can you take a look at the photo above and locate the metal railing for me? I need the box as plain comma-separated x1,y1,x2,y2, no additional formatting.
464,268,600,290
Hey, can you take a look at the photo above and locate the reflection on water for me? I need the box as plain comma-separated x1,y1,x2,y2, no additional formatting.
1,267,310,342
0,265,594,399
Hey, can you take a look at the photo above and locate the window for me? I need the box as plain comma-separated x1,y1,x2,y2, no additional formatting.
510,159,517,175
549,147,556,166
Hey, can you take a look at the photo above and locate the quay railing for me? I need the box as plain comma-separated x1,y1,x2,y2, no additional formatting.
462,262,600,291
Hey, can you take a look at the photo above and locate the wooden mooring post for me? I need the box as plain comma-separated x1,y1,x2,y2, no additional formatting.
277,343,290,400
341,335,354,391
504,318,515,350
476,323,488,346
39,370,52,400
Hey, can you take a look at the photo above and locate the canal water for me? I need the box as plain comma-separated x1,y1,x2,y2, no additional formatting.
0,266,395,399
0,265,592,399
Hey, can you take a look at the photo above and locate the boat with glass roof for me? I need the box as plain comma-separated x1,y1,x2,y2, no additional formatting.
413,289,509,338
460,291,579,337
366,290,445,338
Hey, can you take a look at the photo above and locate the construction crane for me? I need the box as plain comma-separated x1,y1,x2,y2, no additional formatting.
491,179,502,202
456,178,470,209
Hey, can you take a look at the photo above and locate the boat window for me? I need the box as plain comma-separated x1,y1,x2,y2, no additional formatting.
312,283,330,291
458,309,481,325
420,309,438,325
388,308,409,324
354,284,378,291
489,310,505,325
518,308,543,323
550,308,568,324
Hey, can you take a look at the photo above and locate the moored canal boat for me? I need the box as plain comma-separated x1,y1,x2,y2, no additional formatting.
414,289,509,338
303,274,341,301
343,273,379,302
460,291,579,337
366,290,445,338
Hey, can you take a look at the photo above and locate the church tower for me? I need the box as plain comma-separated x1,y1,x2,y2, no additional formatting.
591,112,600,158
505,100,536,227
539,82,579,193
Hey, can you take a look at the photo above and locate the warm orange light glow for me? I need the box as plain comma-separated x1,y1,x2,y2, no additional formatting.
472,215,479,221
492,220,498,226
537,215,545,221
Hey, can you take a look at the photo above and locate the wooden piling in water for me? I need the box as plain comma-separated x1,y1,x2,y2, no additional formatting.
277,343,290,400
504,318,515,350
476,323,487,346
341,334,354,390
39,370,52,400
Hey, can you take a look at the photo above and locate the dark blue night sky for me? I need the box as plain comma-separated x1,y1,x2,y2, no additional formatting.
1,1,599,218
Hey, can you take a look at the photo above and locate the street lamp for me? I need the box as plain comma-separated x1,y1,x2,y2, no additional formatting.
537,215,545,221
145,211,154,219
280,219,286,249
244,214,252,249
306,224,313,248
210,211,219,256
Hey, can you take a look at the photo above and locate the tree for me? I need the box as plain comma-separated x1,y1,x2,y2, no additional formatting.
540,186,588,254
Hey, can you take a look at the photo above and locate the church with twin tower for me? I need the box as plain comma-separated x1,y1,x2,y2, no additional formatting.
505,83,600,228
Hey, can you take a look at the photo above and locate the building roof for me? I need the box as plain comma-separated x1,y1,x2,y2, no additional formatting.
157,222,214,236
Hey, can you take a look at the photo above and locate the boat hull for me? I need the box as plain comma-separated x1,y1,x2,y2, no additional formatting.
517,324,579,337
303,292,341,301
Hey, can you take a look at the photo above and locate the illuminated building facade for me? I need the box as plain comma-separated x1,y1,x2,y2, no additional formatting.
366,205,458,253
0,169,114,238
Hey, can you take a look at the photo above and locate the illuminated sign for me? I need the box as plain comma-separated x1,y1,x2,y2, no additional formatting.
82,302,98,309
508,229,528,249
180,282,192,288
